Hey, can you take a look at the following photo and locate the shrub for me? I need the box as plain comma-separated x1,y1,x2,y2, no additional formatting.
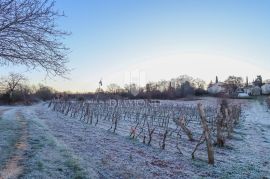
35,86,55,101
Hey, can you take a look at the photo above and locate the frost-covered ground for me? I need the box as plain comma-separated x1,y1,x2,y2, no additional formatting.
0,106,98,179
0,97,269,178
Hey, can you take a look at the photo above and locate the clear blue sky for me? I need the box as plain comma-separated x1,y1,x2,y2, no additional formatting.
2,0,270,92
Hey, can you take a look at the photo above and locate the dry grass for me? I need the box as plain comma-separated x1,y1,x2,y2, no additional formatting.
0,112,28,179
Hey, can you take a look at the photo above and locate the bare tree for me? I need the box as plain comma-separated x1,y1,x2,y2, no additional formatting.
107,83,121,94
0,0,69,76
224,76,243,93
0,72,27,103
193,78,206,89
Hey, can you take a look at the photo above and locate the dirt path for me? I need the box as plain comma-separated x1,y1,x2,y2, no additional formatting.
243,100,270,150
0,106,97,179
233,100,270,176
0,111,28,179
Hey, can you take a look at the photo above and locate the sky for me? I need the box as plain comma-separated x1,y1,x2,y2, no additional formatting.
1,0,270,92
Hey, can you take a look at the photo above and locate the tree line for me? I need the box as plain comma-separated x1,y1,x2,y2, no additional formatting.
1,72,268,104
94,75,269,100
0,73,56,104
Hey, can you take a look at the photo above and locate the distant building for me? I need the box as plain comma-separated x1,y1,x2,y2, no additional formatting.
208,76,266,97
243,86,261,96
207,82,226,95
261,83,270,95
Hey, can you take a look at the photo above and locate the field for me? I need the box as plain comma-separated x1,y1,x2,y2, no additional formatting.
0,97,269,178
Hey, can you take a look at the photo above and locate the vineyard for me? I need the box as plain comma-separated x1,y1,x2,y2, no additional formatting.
49,99,242,164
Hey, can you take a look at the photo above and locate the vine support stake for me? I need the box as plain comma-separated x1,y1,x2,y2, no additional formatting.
197,103,215,165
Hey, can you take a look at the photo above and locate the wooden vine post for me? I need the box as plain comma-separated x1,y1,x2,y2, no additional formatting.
225,108,233,138
197,103,215,165
176,117,194,141
216,112,225,147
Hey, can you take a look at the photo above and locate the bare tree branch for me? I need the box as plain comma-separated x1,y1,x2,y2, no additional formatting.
0,0,70,76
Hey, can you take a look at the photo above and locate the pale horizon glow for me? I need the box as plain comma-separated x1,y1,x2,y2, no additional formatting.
32,53,270,92
99,53,270,90
1,0,270,92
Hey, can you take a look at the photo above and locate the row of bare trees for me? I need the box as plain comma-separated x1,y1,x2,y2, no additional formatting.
0,73,56,104
49,99,242,164
102,75,207,100
101,75,270,100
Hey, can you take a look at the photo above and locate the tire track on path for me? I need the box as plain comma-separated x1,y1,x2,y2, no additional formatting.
0,111,28,179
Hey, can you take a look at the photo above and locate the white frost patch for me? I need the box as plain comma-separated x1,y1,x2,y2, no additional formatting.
262,84,270,95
